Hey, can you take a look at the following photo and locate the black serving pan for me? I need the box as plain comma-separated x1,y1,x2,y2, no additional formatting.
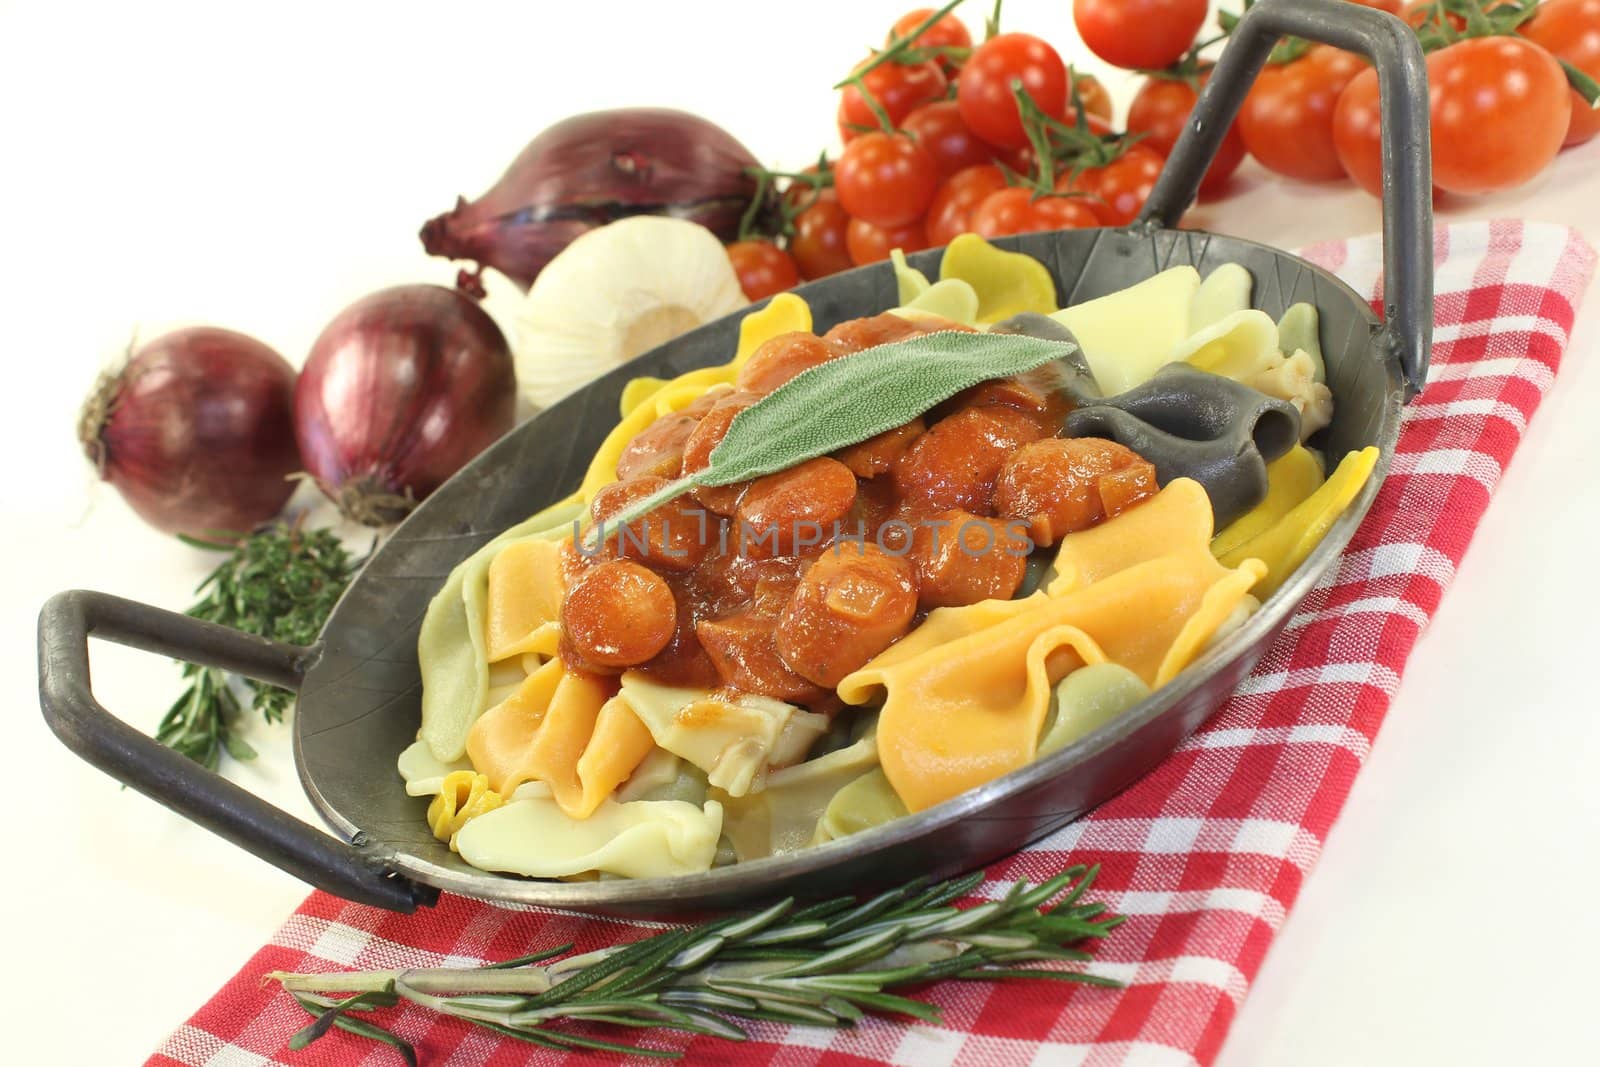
38,0,1432,915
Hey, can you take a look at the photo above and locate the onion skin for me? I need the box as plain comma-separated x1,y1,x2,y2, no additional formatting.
420,108,763,291
79,328,300,540
295,285,516,526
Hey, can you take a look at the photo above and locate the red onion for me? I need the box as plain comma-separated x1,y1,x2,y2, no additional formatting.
78,328,300,541
420,108,764,292
295,285,515,526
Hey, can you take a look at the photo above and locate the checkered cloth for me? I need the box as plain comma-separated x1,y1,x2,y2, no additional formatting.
150,220,1596,1067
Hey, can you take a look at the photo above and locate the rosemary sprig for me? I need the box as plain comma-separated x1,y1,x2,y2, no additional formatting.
270,866,1124,1062
156,520,364,769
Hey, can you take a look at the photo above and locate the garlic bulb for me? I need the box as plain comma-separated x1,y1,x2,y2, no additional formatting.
510,216,749,410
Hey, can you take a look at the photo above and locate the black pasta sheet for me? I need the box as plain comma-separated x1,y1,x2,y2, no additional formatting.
990,313,1300,528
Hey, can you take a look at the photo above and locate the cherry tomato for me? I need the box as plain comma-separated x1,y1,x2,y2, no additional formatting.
838,58,948,143
1073,0,1208,71
1238,46,1368,182
890,7,973,74
903,100,994,178
971,188,1099,237
957,33,1069,149
726,240,800,301
781,164,830,213
788,191,854,279
835,131,939,228
925,163,1010,245
846,215,930,265
1347,0,1401,12
1428,37,1569,194
1070,69,1114,123
1061,143,1166,226
1331,66,1384,196
1127,73,1245,196
1337,37,1569,197
1521,0,1600,147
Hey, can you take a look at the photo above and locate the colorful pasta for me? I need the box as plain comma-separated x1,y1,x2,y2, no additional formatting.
407,236,1378,882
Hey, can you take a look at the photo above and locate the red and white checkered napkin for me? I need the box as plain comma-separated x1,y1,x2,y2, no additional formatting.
151,220,1595,1067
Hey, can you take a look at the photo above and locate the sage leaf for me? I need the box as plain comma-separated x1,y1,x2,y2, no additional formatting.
600,330,1077,532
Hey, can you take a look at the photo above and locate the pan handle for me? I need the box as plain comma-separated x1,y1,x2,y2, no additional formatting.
37,589,436,913
1137,0,1433,397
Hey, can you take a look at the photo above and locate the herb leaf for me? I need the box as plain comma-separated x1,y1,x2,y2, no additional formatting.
601,331,1077,532
269,866,1120,1062
155,520,364,769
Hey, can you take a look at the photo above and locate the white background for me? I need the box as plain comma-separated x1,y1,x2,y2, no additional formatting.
2,1,1598,1064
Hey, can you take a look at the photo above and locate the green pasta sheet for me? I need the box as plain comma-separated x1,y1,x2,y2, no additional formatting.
416,497,583,761
1038,663,1152,756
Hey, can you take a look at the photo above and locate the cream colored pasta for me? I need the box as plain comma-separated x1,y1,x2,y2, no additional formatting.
719,735,881,861
454,795,723,879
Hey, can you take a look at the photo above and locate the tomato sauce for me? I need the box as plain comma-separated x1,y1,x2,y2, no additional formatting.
556,313,1156,707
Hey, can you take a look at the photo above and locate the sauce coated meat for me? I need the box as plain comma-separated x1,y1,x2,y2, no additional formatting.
556,313,1159,706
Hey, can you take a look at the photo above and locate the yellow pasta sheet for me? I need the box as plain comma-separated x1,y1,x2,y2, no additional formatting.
466,657,654,820
838,479,1264,813
1217,446,1379,598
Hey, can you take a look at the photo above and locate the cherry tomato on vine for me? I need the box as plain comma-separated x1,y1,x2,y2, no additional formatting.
726,241,800,301
1238,46,1367,182
1127,73,1245,196
903,100,994,178
1060,143,1166,226
782,164,830,213
789,192,854,279
971,188,1099,237
1521,0,1600,147
835,131,940,228
890,7,973,74
1335,36,1569,197
837,58,948,143
1400,0,1517,30
1073,0,1208,71
1330,67,1384,196
957,33,1069,149
925,164,1010,245
846,216,929,265
1426,37,1569,194
1070,69,1114,123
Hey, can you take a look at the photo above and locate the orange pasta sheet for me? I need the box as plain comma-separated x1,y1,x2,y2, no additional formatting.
466,657,655,819
484,537,566,662
838,479,1264,812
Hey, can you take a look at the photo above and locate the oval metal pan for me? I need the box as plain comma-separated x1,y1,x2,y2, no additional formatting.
295,225,1404,914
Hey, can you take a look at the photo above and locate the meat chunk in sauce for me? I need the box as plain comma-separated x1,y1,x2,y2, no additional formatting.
735,457,858,559
893,406,1047,515
776,543,918,687
590,476,711,571
681,390,762,515
833,418,924,478
560,560,677,672
615,410,698,481
736,332,840,394
696,610,828,705
908,509,1030,609
993,438,1159,546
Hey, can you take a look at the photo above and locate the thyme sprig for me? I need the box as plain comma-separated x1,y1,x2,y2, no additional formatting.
156,520,364,769
271,867,1123,1062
